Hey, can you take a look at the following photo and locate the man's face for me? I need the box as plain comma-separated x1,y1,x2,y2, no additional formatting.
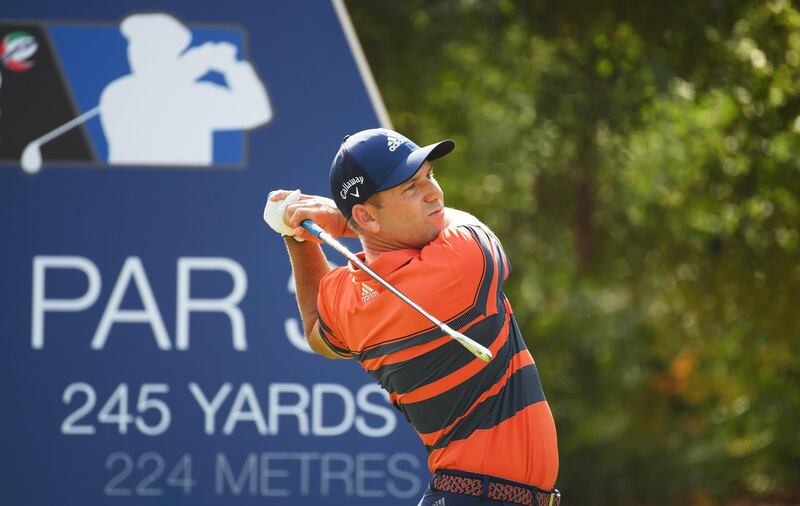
371,161,446,249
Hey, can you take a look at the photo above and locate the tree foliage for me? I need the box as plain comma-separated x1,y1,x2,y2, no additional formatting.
347,1,800,504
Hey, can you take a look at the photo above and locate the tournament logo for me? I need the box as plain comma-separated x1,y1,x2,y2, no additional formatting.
0,31,38,73
0,14,271,174
0,31,38,110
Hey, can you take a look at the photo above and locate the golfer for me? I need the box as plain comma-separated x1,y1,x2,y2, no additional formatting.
264,128,560,505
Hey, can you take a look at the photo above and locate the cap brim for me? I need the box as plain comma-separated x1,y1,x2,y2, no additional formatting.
377,139,455,191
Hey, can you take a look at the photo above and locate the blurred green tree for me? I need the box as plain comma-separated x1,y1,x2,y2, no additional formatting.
347,1,800,504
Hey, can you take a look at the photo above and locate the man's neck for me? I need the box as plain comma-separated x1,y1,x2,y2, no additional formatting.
356,209,480,263
359,234,409,264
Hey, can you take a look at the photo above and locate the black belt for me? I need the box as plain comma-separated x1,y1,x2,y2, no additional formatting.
431,470,561,506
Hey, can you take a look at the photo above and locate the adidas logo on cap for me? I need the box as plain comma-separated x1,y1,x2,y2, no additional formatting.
386,134,404,152
360,283,378,302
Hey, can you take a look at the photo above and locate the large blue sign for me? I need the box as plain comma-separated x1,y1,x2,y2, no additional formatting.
0,2,429,505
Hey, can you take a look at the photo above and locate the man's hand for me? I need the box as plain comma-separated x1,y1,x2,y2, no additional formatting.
264,189,305,241
264,190,353,243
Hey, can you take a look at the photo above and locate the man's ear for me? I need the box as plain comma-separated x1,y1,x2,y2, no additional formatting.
352,203,379,234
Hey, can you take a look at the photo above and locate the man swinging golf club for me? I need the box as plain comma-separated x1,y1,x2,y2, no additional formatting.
264,128,560,506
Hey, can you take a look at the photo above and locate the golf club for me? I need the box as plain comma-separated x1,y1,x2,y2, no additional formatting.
20,105,100,174
301,219,494,362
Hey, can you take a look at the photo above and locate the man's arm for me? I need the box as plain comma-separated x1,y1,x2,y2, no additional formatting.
267,190,354,359
443,207,482,227
283,239,345,359
443,207,511,281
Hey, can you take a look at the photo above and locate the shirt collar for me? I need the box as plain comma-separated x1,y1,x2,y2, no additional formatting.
347,248,420,282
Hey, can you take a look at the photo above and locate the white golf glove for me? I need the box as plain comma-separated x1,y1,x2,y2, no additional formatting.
263,189,305,242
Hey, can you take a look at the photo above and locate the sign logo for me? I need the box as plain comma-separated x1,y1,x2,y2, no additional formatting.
0,14,272,174
0,31,38,72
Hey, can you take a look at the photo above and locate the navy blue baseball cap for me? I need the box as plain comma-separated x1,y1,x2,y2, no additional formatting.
330,128,455,218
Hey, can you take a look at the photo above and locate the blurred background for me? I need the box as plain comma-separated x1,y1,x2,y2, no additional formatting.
347,1,800,504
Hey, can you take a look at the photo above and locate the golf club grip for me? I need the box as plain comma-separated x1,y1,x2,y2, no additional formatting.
301,219,493,361
301,220,326,238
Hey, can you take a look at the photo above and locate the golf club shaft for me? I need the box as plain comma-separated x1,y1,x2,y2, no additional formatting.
301,220,493,362
36,106,100,146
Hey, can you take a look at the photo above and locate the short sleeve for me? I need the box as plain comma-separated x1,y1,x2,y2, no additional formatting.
433,223,511,314
316,269,354,358
442,223,510,277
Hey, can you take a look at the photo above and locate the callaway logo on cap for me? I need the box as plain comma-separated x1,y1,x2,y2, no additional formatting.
329,128,455,218
340,176,364,199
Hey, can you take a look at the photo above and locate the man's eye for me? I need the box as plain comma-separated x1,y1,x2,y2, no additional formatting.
404,183,415,192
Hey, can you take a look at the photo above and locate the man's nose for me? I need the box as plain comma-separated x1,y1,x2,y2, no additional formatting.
423,179,444,201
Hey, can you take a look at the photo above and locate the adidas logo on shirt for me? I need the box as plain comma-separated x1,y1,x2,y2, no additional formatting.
432,498,446,506
387,135,404,152
360,283,378,302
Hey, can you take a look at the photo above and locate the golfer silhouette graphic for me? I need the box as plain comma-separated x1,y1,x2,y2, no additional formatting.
100,13,271,165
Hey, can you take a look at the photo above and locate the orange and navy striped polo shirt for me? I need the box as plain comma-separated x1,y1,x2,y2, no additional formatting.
316,223,559,490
